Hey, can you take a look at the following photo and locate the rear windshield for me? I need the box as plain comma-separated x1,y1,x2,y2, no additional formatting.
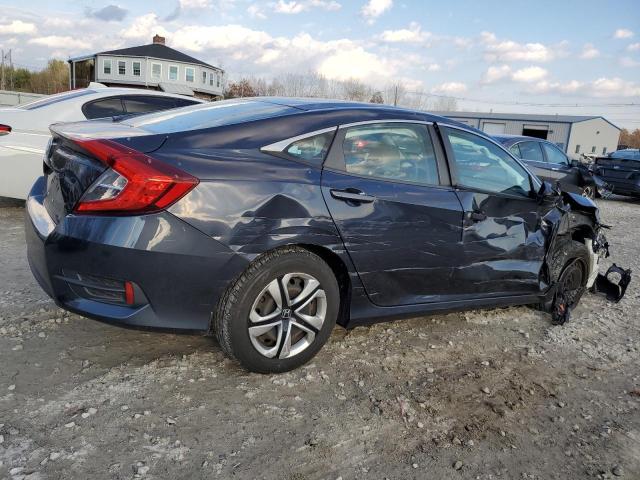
121,99,299,134
19,89,95,110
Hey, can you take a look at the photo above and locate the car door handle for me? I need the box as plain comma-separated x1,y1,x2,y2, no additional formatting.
470,211,487,222
330,189,375,204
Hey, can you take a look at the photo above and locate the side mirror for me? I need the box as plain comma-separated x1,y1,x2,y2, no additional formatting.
536,180,558,202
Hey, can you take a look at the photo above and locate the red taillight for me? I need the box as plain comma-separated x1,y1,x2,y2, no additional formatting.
73,139,198,214
0,124,11,135
124,281,135,305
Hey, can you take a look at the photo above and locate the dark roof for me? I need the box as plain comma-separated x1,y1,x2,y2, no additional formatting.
435,110,620,130
96,43,219,70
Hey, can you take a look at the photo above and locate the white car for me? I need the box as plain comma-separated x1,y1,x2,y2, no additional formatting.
0,84,203,199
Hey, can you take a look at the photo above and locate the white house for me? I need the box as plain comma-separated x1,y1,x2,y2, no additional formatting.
68,35,224,100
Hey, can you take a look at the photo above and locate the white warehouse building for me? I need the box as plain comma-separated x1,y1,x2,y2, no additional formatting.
68,35,224,100
437,111,621,158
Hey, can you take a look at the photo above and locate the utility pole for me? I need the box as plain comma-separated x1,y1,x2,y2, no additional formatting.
393,84,398,107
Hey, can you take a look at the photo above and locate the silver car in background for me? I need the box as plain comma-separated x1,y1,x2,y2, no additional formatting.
0,84,203,200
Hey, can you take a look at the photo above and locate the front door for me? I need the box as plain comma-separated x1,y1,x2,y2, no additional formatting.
540,141,582,194
321,122,464,307
440,126,546,297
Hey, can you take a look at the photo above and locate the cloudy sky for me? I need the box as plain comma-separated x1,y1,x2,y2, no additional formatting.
1,0,639,127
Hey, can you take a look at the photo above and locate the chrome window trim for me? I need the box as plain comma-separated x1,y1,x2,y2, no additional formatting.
338,119,433,129
439,122,542,190
260,126,338,154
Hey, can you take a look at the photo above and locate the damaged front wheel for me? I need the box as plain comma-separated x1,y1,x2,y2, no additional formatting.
550,241,589,325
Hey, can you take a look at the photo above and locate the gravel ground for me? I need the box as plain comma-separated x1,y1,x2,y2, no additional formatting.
0,195,639,480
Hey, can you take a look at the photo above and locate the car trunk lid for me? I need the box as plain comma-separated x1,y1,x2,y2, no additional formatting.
43,121,167,223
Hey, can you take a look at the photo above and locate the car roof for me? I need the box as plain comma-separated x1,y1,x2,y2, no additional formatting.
492,134,548,145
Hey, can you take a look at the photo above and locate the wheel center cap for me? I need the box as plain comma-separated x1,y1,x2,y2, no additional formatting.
281,308,292,319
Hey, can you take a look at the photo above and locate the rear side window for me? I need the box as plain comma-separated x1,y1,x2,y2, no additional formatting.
509,144,521,158
82,97,125,119
445,128,531,198
285,132,334,165
518,141,545,162
342,123,439,185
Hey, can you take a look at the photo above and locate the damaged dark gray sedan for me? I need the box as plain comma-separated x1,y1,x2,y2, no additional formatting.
25,98,631,373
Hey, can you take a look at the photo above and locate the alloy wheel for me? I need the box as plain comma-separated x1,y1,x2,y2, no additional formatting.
581,186,594,199
248,273,327,359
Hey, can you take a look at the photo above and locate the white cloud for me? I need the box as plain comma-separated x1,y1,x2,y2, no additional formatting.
247,4,267,18
431,82,467,95
0,20,37,35
511,66,548,83
120,13,170,40
426,63,441,72
482,64,511,83
480,31,563,63
482,65,547,84
28,35,91,51
273,0,341,14
614,28,634,39
180,0,212,8
533,77,640,97
361,0,392,23
580,43,600,59
318,46,392,81
627,42,640,52
379,22,429,43
620,56,640,68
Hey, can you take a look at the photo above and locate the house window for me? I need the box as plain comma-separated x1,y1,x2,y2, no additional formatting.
132,61,141,76
202,71,207,84
118,61,126,75
169,65,178,81
103,59,112,75
575,145,580,154
209,72,214,86
591,146,596,153
185,67,195,83
217,73,221,88
151,63,161,79
602,147,607,155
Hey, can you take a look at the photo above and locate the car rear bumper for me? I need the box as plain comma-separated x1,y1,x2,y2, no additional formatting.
25,177,249,332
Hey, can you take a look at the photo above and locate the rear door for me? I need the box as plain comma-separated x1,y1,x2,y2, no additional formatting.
321,121,464,307
440,126,545,297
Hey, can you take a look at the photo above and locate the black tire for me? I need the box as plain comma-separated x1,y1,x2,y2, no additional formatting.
548,239,589,324
214,246,340,373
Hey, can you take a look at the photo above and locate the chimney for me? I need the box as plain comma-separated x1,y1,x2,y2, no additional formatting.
153,34,165,45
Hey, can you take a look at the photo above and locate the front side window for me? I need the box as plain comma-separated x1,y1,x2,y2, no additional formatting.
185,67,195,83
103,59,112,75
542,143,569,165
118,61,126,75
284,132,335,165
151,63,161,78
132,61,141,76
342,123,439,185
445,128,531,198
518,141,545,162
169,65,178,81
